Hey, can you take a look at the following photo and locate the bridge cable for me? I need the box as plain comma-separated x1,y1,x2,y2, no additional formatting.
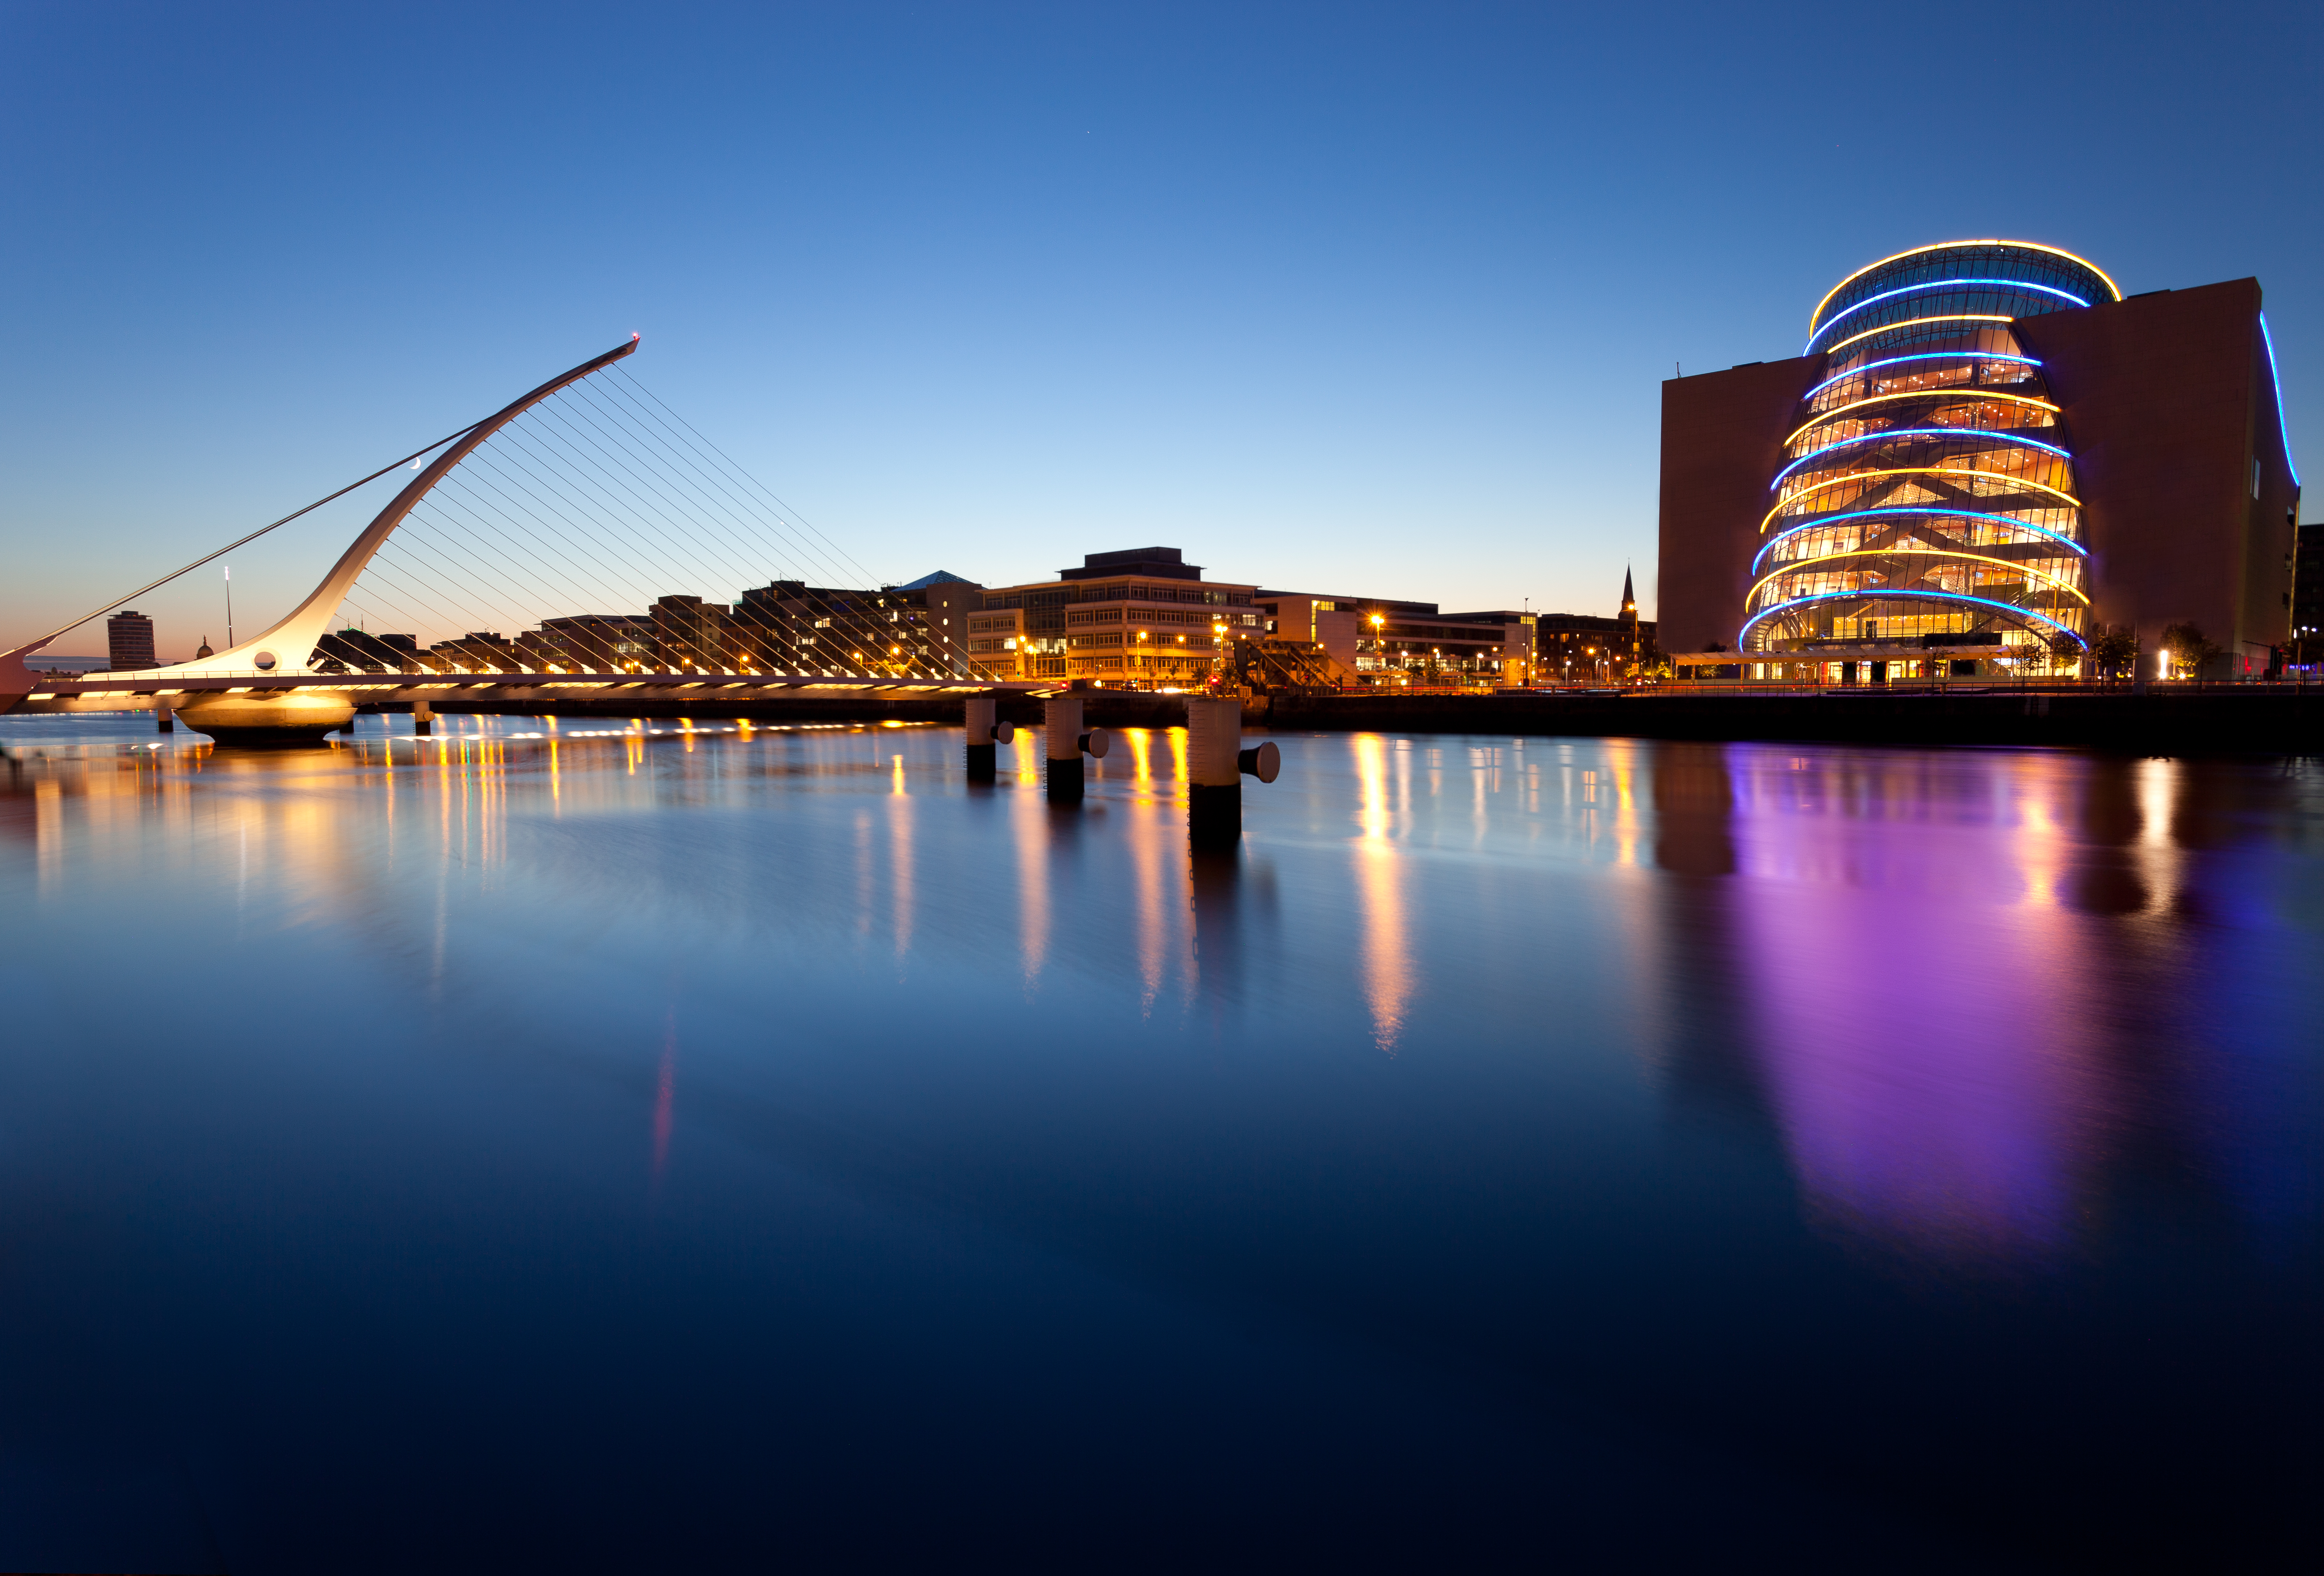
16,421,484,652
511,394,919,677
565,380,933,675
609,366,886,593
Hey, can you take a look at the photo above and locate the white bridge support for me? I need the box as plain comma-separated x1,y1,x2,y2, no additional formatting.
0,338,1072,743
0,340,645,741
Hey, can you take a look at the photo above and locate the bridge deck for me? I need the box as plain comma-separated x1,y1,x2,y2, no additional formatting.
6,671,1063,714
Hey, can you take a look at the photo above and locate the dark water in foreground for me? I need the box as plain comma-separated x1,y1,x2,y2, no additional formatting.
0,713,2315,1571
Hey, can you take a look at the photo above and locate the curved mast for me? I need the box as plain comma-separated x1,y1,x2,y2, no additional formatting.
166,335,640,679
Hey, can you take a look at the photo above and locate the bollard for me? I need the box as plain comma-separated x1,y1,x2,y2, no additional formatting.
964,697,1014,782
1185,697,1243,846
413,700,434,737
1042,697,1108,801
1186,700,1279,845
156,704,174,735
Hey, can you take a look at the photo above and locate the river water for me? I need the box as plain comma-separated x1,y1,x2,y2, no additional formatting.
0,713,2315,1571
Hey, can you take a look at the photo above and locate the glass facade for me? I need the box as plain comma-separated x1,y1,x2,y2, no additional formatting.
1743,242,2121,671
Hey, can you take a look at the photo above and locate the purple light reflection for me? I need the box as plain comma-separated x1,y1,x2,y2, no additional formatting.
1725,750,2105,1263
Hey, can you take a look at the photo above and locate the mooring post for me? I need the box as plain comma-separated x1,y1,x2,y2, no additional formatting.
1043,696,1110,802
965,696,1013,782
1186,697,1278,847
1186,697,1241,845
155,703,173,734
413,700,434,736
1045,697,1083,801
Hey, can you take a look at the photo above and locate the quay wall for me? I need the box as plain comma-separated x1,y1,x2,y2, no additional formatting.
1260,688,2324,754
410,687,2324,755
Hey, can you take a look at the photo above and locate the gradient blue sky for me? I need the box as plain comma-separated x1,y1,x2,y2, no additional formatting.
4,0,2319,657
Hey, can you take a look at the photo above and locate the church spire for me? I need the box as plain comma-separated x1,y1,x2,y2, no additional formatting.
1620,565,1636,618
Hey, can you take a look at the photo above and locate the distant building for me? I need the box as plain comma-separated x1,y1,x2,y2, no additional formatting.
106,610,155,672
889,572,983,676
2295,522,2323,666
315,628,421,672
733,580,963,678
429,631,514,673
649,595,740,672
1255,591,1529,686
1529,570,1659,684
531,615,651,671
975,549,1260,685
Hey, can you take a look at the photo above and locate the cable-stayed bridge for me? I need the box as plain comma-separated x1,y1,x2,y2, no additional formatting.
1,338,1060,742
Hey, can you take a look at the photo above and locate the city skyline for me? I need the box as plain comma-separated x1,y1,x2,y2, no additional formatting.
4,2,2318,655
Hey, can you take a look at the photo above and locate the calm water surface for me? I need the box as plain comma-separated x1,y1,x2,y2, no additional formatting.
1,713,2316,1571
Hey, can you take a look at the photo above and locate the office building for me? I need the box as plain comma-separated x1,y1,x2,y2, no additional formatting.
974,548,1260,685
106,609,155,672
1660,241,2300,681
733,577,972,678
1255,592,1532,686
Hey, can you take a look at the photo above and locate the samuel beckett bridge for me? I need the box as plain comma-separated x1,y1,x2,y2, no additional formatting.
0,337,1061,743
0,337,1280,833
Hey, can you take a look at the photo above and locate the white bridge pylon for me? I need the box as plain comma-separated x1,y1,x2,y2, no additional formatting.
3,339,1054,718
170,337,645,682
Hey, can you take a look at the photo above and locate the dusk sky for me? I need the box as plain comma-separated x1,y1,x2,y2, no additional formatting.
4,0,2318,658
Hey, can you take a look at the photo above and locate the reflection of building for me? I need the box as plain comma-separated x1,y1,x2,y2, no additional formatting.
976,549,1259,685
1662,242,2300,681
105,610,155,672
1256,591,1530,686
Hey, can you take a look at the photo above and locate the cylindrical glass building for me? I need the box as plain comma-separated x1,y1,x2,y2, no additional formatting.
1741,241,2121,674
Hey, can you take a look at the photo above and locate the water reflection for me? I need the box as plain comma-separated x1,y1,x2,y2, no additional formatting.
1352,733,1412,1053
1647,743,2320,1269
0,713,2315,1566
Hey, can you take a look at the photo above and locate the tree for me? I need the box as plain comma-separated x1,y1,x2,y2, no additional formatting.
2159,621,2223,679
2087,623,2139,679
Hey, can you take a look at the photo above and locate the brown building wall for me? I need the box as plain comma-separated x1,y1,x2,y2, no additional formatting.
1655,358,1820,658
2014,279,2297,666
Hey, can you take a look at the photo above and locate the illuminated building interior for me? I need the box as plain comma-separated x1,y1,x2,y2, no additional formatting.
1742,241,2122,676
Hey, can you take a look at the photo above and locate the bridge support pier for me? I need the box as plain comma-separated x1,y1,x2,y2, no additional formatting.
964,697,1011,782
1043,697,1109,802
413,701,433,737
156,704,173,734
175,688,356,745
1186,698,1278,847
